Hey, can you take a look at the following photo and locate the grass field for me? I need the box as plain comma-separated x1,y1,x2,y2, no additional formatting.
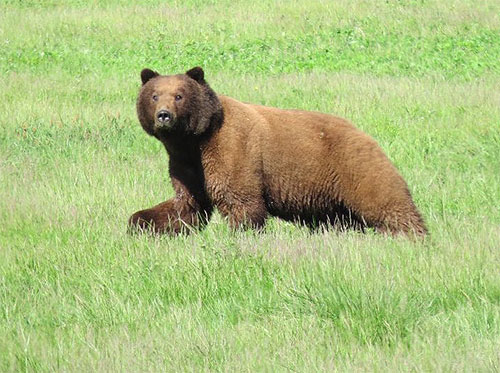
1,0,500,371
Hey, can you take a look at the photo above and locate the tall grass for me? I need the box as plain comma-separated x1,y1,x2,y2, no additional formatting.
1,0,500,371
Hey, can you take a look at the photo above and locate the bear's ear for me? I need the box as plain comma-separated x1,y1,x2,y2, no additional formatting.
141,68,159,85
186,66,205,84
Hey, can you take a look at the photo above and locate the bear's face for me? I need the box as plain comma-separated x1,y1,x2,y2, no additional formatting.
136,67,222,138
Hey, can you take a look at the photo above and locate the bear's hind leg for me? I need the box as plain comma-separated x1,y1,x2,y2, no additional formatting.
337,170,428,238
373,208,428,238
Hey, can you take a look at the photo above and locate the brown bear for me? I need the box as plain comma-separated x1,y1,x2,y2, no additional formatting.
128,67,428,237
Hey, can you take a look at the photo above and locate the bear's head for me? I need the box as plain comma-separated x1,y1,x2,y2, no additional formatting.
136,67,223,138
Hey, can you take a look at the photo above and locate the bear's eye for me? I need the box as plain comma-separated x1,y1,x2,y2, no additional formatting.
152,94,158,102
175,94,183,102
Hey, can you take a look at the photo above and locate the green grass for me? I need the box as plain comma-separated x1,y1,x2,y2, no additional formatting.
1,0,500,371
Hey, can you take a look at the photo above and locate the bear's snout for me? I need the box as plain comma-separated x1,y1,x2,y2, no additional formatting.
156,109,173,125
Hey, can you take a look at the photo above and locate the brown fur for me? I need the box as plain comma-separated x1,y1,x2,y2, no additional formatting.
129,67,428,237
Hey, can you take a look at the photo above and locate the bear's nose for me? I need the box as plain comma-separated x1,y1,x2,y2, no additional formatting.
157,110,172,123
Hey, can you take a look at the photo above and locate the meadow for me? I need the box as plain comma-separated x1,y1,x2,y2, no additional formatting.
1,0,500,371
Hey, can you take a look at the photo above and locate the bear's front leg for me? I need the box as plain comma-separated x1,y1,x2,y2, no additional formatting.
219,196,267,231
128,171,212,234
129,199,207,234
